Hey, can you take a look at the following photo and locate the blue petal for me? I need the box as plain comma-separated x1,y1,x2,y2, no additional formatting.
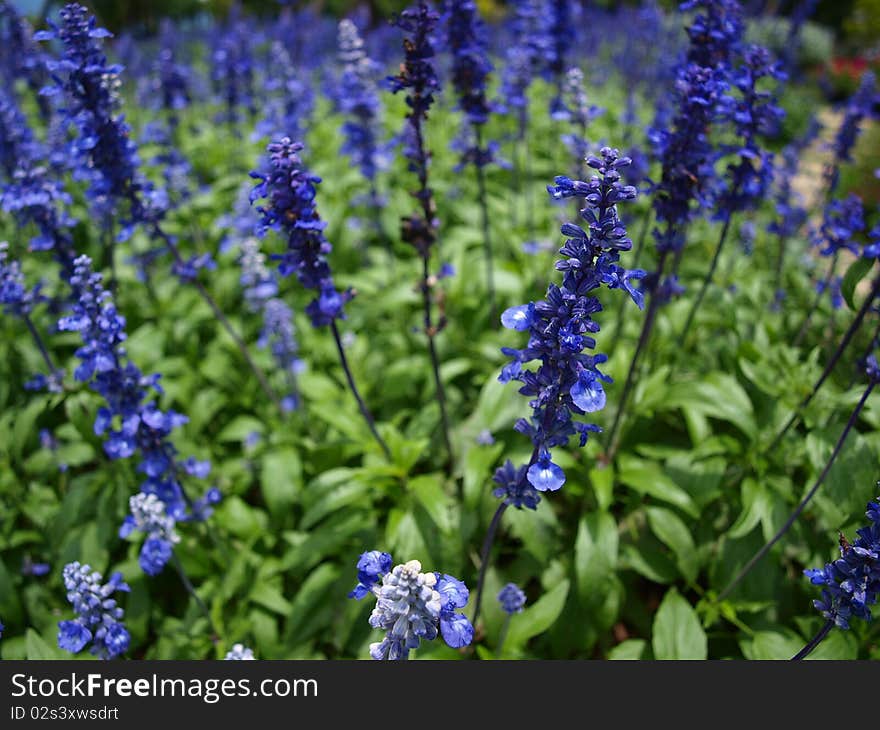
570,371,606,413
500,303,534,331
527,459,566,492
440,612,474,649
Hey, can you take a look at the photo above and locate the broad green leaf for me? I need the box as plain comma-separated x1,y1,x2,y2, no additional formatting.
261,449,302,518
505,579,570,649
26,629,65,660
409,474,453,533
652,587,707,660
607,639,648,660
617,455,699,517
662,373,756,439
841,256,874,311
574,512,618,603
646,506,698,583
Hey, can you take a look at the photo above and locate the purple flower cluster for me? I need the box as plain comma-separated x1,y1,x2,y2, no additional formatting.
58,255,217,573
651,63,730,255
714,45,785,218
500,0,546,120
0,87,37,180
349,551,474,660
0,241,41,318
57,562,130,659
546,0,573,116
444,0,497,168
556,68,604,168
254,40,314,143
805,491,880,629
681,0,743,69
496,148,644,502
818,194,866,258
250,138,351,328
337,19,386,184
36,4,159,238
0,3,48,118
210,18,256,125
389,1,441,255
826,72,877,195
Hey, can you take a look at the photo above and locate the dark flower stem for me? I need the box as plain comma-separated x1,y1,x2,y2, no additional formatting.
170,551,216,637
718,380,875,601
471,500,508,627
148,221,283,414
474,125,496,326
605,248,671,459
23,314,61,382
421,257,454,466
767,275,879,453
791,620,834,660
329,320,391,460
678,211,735,347
793,252,839,348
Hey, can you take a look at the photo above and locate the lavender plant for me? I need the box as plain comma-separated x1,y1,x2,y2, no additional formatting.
59,255,219,576
37,3,280,410
604,0,742,458
796,485,880,659
389,1,452,463
250,137,390,458
348,551,473,660
676,44,785,345
444,0,499,323
473,147,645,623
57,562,130,659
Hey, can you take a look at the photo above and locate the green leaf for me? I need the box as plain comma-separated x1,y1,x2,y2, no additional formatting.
26,629,65,660
652,587,707,659
617,455,699,517
662,373,757,439
250,583,293,616
607,639,648,660
217,416,265,442
574,512,618,603
741,631,803,660
646,506,698,583
505,579,570,649
261,449,302,518
727,478,772,539
409,474,453,533
841,256,874,311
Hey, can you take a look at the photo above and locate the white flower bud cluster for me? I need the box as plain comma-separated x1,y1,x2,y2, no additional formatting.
368,560,442,660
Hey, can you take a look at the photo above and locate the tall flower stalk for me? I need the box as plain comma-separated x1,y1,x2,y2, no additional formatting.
444,0,499,324
389,2,453,465
472,148,645,624
59,255,219,577
794,487,880,659
336,19,390,255
604,0,741,459
719,353,880,602
250,137,391,460
794,72,877,343
36,4,280,412
677,44,784,346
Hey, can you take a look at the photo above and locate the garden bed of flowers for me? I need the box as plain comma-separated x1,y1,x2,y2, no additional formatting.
0,0,878,660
